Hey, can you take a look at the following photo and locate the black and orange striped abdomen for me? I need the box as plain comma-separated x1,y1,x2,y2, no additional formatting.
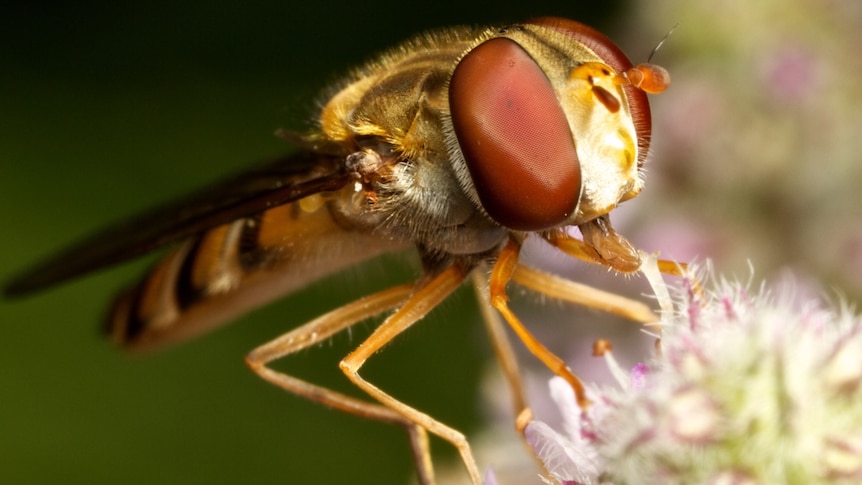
108,191,406,351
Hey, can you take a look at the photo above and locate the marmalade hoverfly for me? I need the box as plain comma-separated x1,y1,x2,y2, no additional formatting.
5,17,678,484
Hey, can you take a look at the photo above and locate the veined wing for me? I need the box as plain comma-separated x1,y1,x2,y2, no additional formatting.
5,150,350,297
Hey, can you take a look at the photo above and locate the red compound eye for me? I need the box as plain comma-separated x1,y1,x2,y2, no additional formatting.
449,37,581,231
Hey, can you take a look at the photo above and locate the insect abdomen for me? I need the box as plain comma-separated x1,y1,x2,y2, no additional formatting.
107,193,405,352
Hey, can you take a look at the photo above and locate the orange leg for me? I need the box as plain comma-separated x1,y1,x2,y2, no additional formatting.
471,265,532,428
511,264,658,324
487,231,687,414
245,282,443,484
339,263,483,485
489,238,592,411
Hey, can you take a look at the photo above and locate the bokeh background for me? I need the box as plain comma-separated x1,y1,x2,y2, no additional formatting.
2,1,860,484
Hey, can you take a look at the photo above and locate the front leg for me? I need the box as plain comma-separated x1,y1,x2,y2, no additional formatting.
487,238,592,410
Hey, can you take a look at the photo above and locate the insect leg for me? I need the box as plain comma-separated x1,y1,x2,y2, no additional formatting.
488,238,591,410
474,264,560,478
471,265,531,427
511,264,658,324
245,282,438,485
339,262,482,485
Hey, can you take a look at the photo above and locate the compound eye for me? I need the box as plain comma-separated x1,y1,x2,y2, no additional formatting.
449,37,581,231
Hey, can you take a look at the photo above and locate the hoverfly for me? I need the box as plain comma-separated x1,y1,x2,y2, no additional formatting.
5,17,678,484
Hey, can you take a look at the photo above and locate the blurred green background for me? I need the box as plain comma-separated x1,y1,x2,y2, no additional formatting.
0,2,627,484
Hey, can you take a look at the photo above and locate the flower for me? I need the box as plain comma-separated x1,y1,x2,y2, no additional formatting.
527,255,862,484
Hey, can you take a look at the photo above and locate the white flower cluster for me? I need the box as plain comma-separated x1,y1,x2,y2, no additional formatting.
527,257,862,484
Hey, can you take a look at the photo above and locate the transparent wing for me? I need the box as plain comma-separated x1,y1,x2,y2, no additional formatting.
5,151,350,296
